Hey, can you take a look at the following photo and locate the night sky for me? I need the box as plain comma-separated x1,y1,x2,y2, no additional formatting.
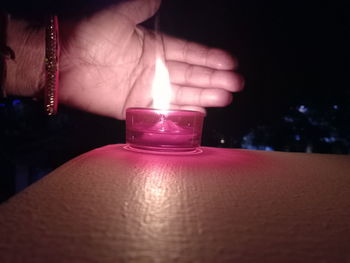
159,0,349,140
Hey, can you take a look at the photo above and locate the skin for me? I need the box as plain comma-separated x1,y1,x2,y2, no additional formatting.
8,0,243,119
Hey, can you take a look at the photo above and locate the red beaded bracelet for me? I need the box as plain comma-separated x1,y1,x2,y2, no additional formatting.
44,15,60,115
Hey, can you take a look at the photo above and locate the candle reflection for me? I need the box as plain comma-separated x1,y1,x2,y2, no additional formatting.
124,166,182,255
140,168,172,233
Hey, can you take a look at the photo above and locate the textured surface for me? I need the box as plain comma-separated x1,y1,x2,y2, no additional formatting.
0,145,350,262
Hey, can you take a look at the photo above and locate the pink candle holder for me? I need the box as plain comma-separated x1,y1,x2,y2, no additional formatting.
126,108,205,152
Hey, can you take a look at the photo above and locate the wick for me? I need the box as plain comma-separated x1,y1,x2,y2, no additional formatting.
159,114,167,132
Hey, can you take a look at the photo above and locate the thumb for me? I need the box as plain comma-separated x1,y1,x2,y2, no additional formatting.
116,0,161,24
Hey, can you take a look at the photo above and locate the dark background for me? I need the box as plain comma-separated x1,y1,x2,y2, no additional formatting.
1,0,349,201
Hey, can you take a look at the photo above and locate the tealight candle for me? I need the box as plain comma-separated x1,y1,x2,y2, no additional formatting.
126,108,205,152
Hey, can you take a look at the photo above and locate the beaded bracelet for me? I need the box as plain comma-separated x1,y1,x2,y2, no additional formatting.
44,15,60,115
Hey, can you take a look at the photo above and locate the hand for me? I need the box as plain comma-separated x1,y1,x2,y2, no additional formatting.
59,0,243,119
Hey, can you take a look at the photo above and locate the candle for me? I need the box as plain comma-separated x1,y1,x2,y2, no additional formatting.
125,56,205,152
126,108,205,152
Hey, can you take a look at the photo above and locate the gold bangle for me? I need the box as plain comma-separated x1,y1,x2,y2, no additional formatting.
44,15,59,115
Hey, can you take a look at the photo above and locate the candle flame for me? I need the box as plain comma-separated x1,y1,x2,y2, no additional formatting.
152,58,172,110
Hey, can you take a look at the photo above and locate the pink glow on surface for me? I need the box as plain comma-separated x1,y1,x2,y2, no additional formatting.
99,144,267,171
126,108,204,152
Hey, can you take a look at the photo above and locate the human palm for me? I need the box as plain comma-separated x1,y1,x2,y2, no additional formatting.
59,0,242,119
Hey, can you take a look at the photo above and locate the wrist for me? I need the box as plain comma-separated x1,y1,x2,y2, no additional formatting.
5,16,46,97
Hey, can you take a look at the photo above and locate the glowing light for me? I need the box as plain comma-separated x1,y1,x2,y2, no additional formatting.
12,99,21,106
283,116,294,123
152,58,172,110
220,139,225,144
298,105,308,113
322,137,336,143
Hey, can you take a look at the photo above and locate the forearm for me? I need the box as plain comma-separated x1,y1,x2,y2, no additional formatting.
5,16,45,97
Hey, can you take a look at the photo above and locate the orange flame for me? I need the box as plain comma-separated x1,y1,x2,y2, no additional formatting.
151,58,172,110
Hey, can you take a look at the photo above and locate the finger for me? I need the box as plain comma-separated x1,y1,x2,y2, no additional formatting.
116,0,161,24
163,35,237,70
167,61,243,92
169,104,207,115
171,85,233,107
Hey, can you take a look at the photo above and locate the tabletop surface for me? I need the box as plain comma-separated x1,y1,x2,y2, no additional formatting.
0,144,350,262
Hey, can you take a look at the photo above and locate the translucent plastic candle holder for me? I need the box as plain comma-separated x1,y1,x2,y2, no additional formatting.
126,108,205,152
